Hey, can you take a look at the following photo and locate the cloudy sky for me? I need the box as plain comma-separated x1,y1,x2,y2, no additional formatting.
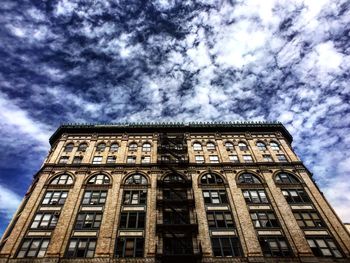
0,0,349,235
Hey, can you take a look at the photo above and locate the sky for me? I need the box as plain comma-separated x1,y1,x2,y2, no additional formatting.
0,0,349,236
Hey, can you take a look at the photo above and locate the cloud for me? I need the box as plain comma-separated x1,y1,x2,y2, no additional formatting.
0,184,22,220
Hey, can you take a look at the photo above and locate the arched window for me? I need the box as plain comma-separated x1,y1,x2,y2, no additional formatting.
87,174,110,185
275,172,300,184
201,173,224,184
270,142,280,151
237,173,261,184
142,143,151,152
163,174,184,183
64,143,74,152
96,143,106,152
256,142,267,151
225,142,234,150
51,174,73,185
207,142,215,150
110,143,119,152
193,142,202,151
238,142,248,151
125,174,147,185
78,143,87,152
129,143,138,151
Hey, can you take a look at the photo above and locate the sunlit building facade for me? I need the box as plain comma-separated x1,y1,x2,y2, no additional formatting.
1,122,349,262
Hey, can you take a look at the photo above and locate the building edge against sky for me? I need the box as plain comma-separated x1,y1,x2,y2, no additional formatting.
0,122,349,262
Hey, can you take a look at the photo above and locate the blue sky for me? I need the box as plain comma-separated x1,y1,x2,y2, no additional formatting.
0,0,350,236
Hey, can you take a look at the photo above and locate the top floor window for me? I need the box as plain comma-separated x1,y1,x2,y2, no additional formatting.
78,143,87,152
64,143,74,152
193,142,202,151
270,142,280,151
163,174,184,183
225,142,234,150
207,142,216,150
238,142,248,151
237,173,261,184
129,143,138,151
87,174,110,185
142,143,151,152
125,174,147,185
201,173,224,185
256,142,267,151
51,174,73,185
275,173,300,184
110,143,119,152
96,143,106,152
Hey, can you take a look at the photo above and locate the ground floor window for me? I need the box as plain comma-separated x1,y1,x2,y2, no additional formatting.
211,237,242,257
116,237,144,258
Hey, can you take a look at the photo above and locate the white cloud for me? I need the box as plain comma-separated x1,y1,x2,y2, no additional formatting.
0,185,22,219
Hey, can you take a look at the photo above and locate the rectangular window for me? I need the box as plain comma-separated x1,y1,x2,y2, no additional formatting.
17,238,49,258
243,155,253,163
211,237,242,257
107,156,116,163
307,237,342,258
277,154,287,162
127,156,136,164
209,155,219,163
263,155,273,162
42,191,68,206
116,237,144,258
207,211,234,229
282,189,310,203
82,190,107,205
141,156,150,164
92,156,102,164
30,212,59,229
229,155,239,163
59,156,69,164
66,238,96,258
119,212,145,229
123,190,147,205
293,211,324,228
242,189,269,204
203,190,228,204
195,155,205,163
250,211,279,228
73,156,82,164
75,212,103,230
259,236,292,257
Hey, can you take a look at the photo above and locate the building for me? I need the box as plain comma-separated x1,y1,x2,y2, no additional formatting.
345,224,350,234
0,122,349,263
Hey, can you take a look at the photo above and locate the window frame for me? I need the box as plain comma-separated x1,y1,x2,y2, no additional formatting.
250,211,279,228
123,190,147,205
307,237,343,258
30,212,59,230
64,143,74,152
127,156,136,164
125,174,148,185
72,156,83,164
256,142,267,151
116,237,144,258
119,212,146,229
195,155,205,163
275,173,300,184
17,238,50,258
66,238,96,258
50,174,73,185
225,142,234,151
87,174,110,185
263,155,273,162
110,143,119,152
82,190,107,205
282,189,310,204
237,173,261,184
259,236,292,257
92,156,103,164
243,154,253,163
209,155,219,163
41,191,68,206
270,142,280,151
201,173,224,185
206,142,216,150
78,143,87,152
211,237,242,257
193,142,202,151
141,156,151,164
142,143,151,152
293,211,325,228
96,143,106,152
75,212,103,230
277,154,288,162
242,189,269,204
207,211,235,229
58,156,69,164
238,142,248,151
229,155,239,163
203,190,228,204
129,143,138,151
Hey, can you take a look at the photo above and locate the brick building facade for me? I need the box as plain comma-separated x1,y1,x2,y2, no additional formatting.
0,122,349,262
